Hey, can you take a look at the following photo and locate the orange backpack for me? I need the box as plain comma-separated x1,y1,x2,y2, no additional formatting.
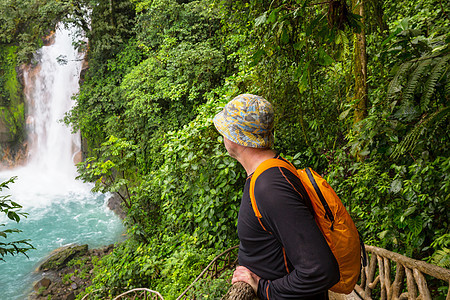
249,158,365,294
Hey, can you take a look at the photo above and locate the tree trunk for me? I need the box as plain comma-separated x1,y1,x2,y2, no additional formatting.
352,0,368,125
222,282,258,300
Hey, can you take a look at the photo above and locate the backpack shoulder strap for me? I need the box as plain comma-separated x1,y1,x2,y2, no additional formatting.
249,158,298,218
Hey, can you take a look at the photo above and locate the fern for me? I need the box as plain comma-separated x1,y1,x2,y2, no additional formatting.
421,54,450,112
403,57,433,104
431,248,450,268
387,60,413,102
387,61,413,99
390,106,450,159
445,73,450,98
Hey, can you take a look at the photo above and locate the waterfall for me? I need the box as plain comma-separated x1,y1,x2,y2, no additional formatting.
0,25,124,300
25,25,82,175
1,25,87,203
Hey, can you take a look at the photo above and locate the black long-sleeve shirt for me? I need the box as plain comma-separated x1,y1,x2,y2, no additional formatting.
237,158,340,299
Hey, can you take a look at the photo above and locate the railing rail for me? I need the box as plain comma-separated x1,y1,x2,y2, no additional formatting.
356,245,450,300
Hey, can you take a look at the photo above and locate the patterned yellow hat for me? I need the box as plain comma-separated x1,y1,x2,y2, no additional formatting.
213,94,274,148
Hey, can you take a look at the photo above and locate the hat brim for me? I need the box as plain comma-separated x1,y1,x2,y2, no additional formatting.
213,111,240,145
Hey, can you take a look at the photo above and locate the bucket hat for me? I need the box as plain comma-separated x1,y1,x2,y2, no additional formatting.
213,94,274,148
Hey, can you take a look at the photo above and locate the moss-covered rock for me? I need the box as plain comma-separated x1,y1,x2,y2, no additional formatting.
0,45,25,165
30,244,114,300
38,244,88,271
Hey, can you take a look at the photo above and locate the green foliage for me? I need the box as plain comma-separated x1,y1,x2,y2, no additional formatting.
328,154,449,260
430,234,450,268
82,235,232,299
0,177,34,260
77,135,138,196
0,0,71,61
64,0,449,297
0,45,25,142
147,97,244,247
85,0,137,72
390,106,449,159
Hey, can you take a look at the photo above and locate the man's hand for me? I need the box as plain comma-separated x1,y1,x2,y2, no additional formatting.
231,266,261,294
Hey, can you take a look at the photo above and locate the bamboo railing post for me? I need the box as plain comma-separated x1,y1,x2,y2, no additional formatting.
405,267,417,300
391,262,405,300
365,253,377,299
378,255,387,300
413,268,432,300
447,280,450,300
361,264,367,289
384,257,392,299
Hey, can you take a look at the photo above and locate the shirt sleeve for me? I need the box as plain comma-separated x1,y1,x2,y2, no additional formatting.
254,166,340,299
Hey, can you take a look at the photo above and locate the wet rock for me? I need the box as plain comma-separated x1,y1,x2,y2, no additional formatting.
29,244,115,300
107,192,126,219
38,244,88,271
33,278,51,292
64,292,76,300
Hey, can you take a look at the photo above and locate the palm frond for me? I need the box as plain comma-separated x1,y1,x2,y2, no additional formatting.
445,73,450,97
387,60,413,102
403,58,433,104
421,54,450,112
390,106,450,159
431,248,450,268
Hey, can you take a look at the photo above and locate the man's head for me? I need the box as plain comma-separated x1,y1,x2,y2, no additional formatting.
213,94,274,149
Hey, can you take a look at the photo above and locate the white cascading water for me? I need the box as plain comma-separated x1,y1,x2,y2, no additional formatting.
0,25,123,300
1,24,85,203
25,26,82,178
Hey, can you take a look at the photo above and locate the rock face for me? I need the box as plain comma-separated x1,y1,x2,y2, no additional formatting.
0,117,14,143
29,244,114,300
107,192,126,219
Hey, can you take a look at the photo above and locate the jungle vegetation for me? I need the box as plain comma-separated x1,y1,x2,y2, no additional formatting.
0,0,448,298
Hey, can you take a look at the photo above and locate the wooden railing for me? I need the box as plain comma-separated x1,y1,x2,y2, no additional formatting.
83,244,450,299
355,245,450,300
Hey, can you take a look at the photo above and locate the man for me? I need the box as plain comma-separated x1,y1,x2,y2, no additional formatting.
213,94,340,299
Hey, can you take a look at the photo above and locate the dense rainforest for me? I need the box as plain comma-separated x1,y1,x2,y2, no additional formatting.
0,0,449,298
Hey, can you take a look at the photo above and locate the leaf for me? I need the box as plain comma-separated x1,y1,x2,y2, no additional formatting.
381,28,402,47
293,40,306,51
390,179,402,193
296,61,310,93
281,27,289,44
318,47,334,66
339,108,352,120
400,18,410,30
250,49,266,67
306,14,323,36
255,12,267,27
359,148,370,156
421,54,449,111
378,230,389,239
402,206,416,218
7,211,20,222
403,58,432,104
267,8,280,24
408,216,423,235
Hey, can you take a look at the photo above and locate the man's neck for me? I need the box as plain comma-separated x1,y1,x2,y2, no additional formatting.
237,147,276,176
